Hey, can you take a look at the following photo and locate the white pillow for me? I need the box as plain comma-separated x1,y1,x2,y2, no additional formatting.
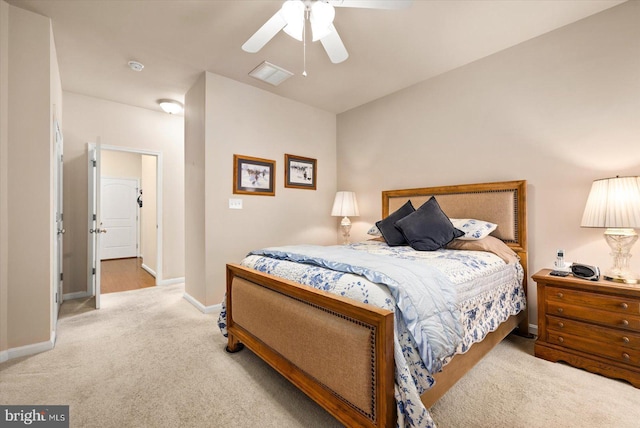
450,218,497,241
367,225,382,236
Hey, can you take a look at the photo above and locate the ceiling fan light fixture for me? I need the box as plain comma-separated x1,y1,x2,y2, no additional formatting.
249,61,294,86
281,0,305,41
310,1,335,41
158,99,183,114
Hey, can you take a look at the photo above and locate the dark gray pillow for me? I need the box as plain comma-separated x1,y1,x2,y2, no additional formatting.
394,197,464,251
375,200,415,246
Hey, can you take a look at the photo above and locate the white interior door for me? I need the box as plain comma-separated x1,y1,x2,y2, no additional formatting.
53,120,64,324
100,178,139,260
88,144,104,309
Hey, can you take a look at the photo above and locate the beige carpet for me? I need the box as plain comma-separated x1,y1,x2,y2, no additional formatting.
1,284,639,428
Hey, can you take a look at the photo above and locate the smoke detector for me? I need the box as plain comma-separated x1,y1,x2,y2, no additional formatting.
128,60,144,72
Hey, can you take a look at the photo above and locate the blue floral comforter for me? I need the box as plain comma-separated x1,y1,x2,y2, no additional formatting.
218,241,526,428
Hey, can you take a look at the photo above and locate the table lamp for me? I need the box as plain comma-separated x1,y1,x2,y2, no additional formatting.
331,191,359,244
581,176,640,284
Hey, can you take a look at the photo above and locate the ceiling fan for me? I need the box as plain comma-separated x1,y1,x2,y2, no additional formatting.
242,0,411,65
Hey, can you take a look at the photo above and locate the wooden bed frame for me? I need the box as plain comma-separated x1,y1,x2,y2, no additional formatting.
225,180,529,428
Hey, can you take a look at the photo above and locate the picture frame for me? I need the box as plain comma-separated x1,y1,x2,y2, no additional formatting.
284,154,317,190
233,154,275,196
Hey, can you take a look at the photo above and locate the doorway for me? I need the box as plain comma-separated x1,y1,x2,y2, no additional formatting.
101,258,155,294
100,177,140,260
88,144,162,306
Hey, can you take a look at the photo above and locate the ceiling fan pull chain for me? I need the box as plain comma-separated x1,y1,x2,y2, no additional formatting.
302,8,308,77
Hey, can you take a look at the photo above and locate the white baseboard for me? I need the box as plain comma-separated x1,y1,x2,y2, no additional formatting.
63,291,90,300
157,277,185,286
3,331,55,362
141,263,156,278
529,323,538,337
183,292,221,314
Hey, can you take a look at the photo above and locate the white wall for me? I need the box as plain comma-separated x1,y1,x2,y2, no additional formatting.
336,1,640,326
62,92,184,294
185,72,337,308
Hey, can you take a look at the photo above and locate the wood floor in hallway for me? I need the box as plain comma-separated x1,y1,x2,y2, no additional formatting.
101,257,155,294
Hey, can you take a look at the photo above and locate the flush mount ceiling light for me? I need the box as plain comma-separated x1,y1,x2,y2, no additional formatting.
127,60,144,72
248,61,294,86
158,99,183,114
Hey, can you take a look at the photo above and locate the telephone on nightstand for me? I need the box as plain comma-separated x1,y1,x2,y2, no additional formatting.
552,249,571,272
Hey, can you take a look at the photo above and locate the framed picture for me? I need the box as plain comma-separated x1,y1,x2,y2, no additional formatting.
285,154,317,190
233,154,275,196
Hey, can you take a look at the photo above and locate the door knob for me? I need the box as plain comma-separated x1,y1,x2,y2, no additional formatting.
57,228,65,235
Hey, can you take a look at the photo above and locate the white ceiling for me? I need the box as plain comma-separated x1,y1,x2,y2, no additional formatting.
9,0,625,114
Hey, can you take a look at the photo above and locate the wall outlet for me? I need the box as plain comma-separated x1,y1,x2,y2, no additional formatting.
229,198,243,210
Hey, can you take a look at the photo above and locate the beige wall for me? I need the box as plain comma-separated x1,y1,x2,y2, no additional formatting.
0,2,61,353
0,0,10,356
62,92,184,295
185,72,337,308
184,73,207,305
337,1,640,326
141,155,157,274
101,150,142,178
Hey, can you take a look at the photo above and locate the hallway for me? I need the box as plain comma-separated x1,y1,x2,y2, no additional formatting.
101,257,155,294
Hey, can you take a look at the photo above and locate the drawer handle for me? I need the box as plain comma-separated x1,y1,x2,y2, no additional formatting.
557,292,564,298
621,302,628,310
623,336,630,344
558,322,564,328
621,319,629,326
557,308,564,313
558,336,564,343
622,353,630,360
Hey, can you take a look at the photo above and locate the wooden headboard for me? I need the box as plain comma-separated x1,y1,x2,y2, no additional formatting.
381,180,528,284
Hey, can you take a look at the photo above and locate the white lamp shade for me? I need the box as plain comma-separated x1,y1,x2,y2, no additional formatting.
331,191,359,217
281,0,305,41
581,176,640,228
310,1,335,41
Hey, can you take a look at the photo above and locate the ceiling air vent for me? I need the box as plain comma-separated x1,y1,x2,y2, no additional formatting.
248,61,293,86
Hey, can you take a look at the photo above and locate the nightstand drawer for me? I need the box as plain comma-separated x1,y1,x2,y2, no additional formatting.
534,269,640,388
546,286,640,315
546,315,640,349
547,302,640,332
547,332,640,366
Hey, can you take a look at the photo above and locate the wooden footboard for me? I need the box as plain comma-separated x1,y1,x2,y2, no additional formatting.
226,263,395,428
420,310,527,408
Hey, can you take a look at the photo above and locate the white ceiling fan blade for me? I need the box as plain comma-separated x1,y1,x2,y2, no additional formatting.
242,11,287,53
320,24,349,64
327,0,412,10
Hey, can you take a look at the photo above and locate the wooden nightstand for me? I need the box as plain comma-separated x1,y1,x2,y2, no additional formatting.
533,269,640,388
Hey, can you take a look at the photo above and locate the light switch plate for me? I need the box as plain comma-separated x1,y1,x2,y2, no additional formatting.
229,198,243,209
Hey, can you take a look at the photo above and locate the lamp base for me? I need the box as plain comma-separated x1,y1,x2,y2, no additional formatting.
603,275,639,285
340,216,352,245
603,228,639,285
